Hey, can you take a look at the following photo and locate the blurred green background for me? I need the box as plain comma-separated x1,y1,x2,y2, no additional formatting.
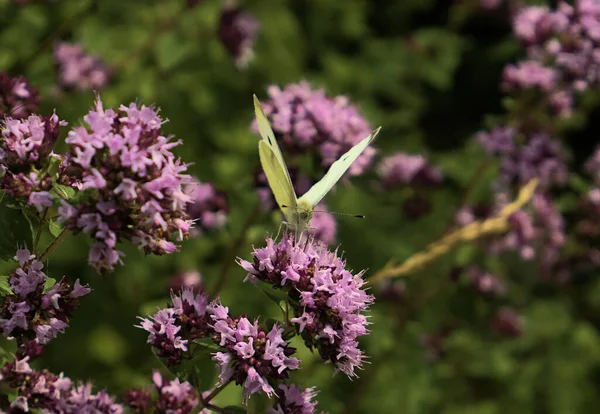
2,0,600,413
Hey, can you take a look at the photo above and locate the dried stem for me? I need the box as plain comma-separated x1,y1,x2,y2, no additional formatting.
370,178,539,282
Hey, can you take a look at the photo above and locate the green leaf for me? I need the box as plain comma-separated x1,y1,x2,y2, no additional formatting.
43,277,57,293
569,174,591,194
154,32,193,71
48,220,63,238
0,276,13,296
266,317,279,331
0,198,34,260
53,184,76,200
246,393,271,414
192,337,221,353
223,406,247,414
46,155,62,178
258,286,286,312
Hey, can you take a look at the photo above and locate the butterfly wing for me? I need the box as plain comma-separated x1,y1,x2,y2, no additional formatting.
259,141,298,221
298,127,381,208
254,95,298,219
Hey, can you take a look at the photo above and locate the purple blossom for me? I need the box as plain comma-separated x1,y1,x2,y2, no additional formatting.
507,132,568,189
479,0,504,11
506,1,600,117
53,42,111,91
513,6,556,45
167,269,203,294
420,327,453,362
218,5,260,68
502,61,558,92
0,248,90,345
0,72,40,118
476,126,516,155
138,288,299,401
490,307,524,338
152,371,199,414
238,235,373,378
183,177,228,236
210,313,299,401
252,82,376,177
0,113,67,204
308,204,337,245
268,384,326,414
377,152,443,188
0,357,123,413
458,192,566,273
464,266,506,297
122,388,152,413
477,128,569,190
58,97,193,272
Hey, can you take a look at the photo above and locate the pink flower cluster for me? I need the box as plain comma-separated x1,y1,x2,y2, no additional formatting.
138,287,300,401
183,177,228,237
457,192,565,275
0,113,67,211
252,82,376,177
0,72,40,118
377,152,443,188
53,42,111,91
477,127,569,191
58,98,193,272
0,357,123,413
218,5,260,68
0,249,90,345
505,1,600,117
268,384,326,414
238,235,373,377
151,371,199,413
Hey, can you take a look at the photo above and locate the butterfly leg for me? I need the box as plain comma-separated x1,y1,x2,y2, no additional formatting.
274,221,285,242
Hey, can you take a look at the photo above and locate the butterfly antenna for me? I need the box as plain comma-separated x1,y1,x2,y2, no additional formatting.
313,210,365,219
281,204,365,219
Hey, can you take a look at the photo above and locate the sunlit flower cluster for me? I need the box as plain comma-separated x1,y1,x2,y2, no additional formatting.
252,82,375,176
138,287,300,400
239,235,373,377
58,98,193,272
0,248,90,345
0,113,66,210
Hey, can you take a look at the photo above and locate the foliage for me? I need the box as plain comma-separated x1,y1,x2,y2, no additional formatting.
0,0,599,413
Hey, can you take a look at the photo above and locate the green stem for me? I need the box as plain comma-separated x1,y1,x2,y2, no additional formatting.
206,404,227,413
211,205,261,296
200,381,231,411
39,228,70,262
33,208,48,253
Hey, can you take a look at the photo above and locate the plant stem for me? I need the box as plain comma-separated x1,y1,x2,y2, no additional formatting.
33,208,48,253
206,404,227,413
211,205,261,296
200,381,231,411
39,228,70,262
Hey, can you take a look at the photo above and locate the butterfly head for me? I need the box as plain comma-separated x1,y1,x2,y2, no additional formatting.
281,199,314,232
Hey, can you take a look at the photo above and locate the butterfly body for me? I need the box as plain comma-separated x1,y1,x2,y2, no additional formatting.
253,94,380,240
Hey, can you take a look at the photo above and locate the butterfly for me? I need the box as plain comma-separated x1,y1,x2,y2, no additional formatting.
253,94,381,240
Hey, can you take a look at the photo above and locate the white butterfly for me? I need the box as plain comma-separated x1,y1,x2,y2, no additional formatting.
253,94,380,239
